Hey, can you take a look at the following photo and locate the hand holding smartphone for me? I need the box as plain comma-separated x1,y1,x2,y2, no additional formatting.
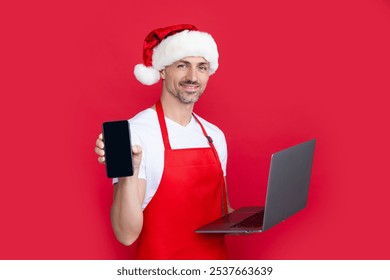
102,120,134,178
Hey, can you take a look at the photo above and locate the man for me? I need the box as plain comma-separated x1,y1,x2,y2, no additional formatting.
95,24,232,259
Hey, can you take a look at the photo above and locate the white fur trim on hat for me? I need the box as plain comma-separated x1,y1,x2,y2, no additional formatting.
134,64,161,85
152,30,219,74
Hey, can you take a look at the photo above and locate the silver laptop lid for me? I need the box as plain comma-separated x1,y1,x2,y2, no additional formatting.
262,139,316,231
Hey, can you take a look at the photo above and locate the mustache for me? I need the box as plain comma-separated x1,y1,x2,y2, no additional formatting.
179,80,200,87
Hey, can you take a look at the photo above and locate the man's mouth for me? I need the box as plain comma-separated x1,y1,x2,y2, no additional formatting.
182,85,198,90
180,82,200,92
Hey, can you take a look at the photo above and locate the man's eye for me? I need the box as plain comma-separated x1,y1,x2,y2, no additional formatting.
199,66,208,71
178,64,186,68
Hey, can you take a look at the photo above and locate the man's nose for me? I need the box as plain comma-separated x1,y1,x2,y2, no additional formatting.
186,67,198,82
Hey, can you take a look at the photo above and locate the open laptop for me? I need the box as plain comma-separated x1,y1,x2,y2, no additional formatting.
195,139,316,234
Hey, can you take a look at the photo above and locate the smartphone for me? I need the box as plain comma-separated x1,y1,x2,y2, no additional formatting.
102,120,134,178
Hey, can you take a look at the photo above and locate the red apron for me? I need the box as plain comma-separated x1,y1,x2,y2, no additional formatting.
136,101,228,260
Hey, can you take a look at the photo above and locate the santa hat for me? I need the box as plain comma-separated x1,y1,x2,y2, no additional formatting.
134,24,219,85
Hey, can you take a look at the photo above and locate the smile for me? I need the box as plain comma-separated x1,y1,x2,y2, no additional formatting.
183,85,198,89
180,84,199,92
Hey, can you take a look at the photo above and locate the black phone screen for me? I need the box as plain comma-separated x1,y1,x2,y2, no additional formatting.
102,120,134,178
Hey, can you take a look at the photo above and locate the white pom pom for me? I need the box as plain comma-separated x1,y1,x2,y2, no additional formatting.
134,64,160,85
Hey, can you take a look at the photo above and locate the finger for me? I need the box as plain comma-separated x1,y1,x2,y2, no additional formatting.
98,133,103,140
98,156,105,164
96,139,104,149
132,145,142,154
94,146,105,156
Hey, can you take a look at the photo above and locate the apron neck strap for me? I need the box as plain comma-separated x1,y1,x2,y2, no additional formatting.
156,100,172,150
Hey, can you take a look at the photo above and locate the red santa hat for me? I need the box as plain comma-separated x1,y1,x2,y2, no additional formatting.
134,24,219,85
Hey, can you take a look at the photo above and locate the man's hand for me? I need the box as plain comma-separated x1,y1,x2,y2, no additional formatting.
95,133,106,164
94,133,143,171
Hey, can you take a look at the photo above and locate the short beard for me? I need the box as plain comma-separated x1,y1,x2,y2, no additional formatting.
169,89,201,104
169,80,204,104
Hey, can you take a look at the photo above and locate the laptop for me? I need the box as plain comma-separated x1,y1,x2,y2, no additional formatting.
195,139,316,234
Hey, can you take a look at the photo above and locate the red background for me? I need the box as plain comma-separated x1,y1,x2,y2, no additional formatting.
1,0,390,259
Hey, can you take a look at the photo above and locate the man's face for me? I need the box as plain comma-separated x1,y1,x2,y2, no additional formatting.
161,56,210,104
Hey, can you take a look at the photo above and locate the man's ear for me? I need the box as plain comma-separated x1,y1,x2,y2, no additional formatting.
160,69,165,80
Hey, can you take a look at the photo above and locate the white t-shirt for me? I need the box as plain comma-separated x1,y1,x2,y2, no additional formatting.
113,108,227,210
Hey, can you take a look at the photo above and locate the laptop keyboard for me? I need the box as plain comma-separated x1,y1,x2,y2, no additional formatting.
230,210,264,228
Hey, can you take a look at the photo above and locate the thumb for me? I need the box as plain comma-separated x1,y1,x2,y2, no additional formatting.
132,145,142,154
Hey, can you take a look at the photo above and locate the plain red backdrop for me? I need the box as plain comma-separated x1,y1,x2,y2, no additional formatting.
1,0,390,259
